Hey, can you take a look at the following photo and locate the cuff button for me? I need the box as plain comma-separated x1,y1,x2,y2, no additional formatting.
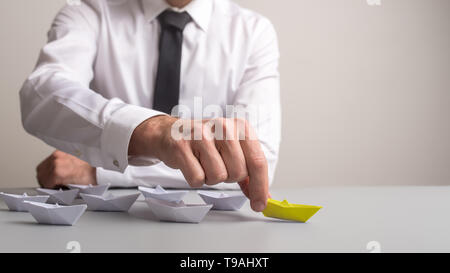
113,160,120,168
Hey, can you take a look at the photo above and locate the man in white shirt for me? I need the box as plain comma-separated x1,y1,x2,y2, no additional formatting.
20,0,281,212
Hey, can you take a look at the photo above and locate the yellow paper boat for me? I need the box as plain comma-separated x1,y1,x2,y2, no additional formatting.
262,199,322,223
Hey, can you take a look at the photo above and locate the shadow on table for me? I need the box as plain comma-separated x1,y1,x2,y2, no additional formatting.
206,211,306,224
261,218,308,224
205,211,264,222
7,220,71,227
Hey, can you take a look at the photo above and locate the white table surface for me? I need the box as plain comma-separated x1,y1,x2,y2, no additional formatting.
0,186,449,253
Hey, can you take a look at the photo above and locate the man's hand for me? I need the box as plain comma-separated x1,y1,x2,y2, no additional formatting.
129,116,270,212
36,150,97,189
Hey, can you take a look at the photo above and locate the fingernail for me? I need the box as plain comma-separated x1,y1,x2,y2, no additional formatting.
252,201,266,212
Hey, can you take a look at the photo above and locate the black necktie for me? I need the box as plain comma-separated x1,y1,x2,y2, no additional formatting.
153,10,192,114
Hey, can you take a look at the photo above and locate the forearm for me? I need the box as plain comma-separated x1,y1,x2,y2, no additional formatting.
20,75,161,172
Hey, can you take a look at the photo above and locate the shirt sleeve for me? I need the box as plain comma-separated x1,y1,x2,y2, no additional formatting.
231,17,282,186
19,2,164,173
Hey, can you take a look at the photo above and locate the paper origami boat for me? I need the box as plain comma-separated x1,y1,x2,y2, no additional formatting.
80,193,140,212
139,185,187,203
36,188,79,205
23,201,87,226
0,192,49,212
197,191,247,211
68,184,110,197
262,199,322,223
145,197,213,223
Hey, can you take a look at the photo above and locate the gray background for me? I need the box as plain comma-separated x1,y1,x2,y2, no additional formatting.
0,0,449,188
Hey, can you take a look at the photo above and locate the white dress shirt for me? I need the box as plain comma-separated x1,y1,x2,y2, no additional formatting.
20,0,281,189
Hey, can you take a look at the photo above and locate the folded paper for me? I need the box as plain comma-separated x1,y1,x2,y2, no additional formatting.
139,185,187,203
23,201,87,226
80,193,140,212
0,192,49,212
197,191,247,211
68,184,110,197
145,197,212,223
262,199,322,223
36,188,79,205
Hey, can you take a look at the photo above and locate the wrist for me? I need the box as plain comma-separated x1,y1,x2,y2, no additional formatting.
90,167,97,185
128,115,176,159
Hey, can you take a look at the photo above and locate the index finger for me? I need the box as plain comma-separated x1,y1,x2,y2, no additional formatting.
239,123,269,212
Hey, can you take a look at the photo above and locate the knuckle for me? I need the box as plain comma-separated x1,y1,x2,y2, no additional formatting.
189,173,205,187
193,138,213,152
52,150,64,158
206,171,228,185
205,179,219,186
228,168,248,182
233,118,250,139
200,126,214,141
215,171,228,183
249,155,268,170
213,117,227,130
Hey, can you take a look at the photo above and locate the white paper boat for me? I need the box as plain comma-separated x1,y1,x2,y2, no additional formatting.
80,193,140,212
0,192,49,212
197,191,248,211
36,188,79,205
23,201,87,226
138,185,187,203
68,184,110,197
145,197,212,223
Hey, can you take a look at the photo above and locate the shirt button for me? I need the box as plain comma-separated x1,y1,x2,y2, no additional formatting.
113,160,120,168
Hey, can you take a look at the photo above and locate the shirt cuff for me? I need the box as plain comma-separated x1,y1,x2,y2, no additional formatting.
96,167,133,187
100,104,166,172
